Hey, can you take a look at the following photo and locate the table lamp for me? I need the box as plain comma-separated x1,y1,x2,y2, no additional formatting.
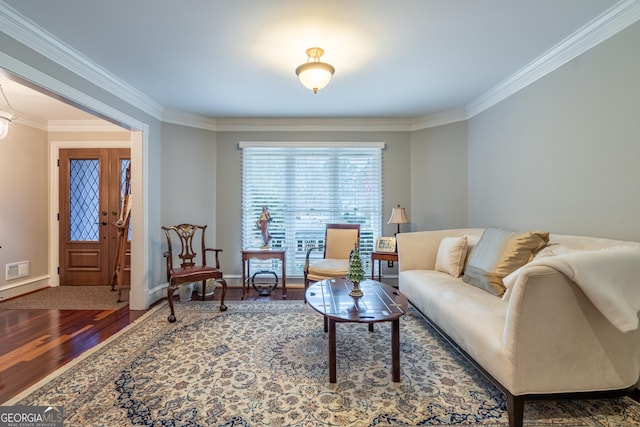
387,204,409,235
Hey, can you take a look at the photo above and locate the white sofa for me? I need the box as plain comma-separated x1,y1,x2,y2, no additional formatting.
397,228,640,427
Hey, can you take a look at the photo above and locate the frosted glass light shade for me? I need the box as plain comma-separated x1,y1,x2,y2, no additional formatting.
295,47,335,94
0,111,12,140
296,62,335,94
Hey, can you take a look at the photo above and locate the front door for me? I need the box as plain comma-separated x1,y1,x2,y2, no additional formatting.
59,148,131,286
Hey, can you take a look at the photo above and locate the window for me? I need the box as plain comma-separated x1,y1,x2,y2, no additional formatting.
241,142,384,276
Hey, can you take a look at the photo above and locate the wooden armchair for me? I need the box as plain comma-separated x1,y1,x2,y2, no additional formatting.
304,223,361,292
162,224,227,323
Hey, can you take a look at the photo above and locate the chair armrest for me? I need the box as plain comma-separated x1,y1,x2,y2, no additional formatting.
162,250,172,281
205,248,223,269
304,245,324,273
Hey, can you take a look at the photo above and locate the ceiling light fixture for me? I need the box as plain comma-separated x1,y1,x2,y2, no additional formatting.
295,47,335,94
0,83,17,140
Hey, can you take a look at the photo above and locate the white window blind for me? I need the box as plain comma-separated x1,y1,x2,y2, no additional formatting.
241,143,383,276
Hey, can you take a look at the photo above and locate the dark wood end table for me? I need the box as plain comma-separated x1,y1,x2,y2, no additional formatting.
305,278,408,383
241,249,286,299
370,251,399,281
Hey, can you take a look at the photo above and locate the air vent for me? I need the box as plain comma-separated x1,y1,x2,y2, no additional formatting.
6,261,29,280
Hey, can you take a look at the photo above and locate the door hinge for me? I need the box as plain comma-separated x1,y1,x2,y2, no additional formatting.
57,266,60,275
57,213,60,221
57,159,60,167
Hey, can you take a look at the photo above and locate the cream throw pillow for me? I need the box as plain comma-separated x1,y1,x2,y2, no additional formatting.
462,227,549,296
435,236,468,278
463,234,481,270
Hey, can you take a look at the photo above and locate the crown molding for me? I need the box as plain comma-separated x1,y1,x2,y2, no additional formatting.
14,113,47,131
0,2,164,120
215,117,414,132
13,116,126,132
47,119,125,132
409,109,467,131
162,109,218,131
466,0,640,118
162,110,430,132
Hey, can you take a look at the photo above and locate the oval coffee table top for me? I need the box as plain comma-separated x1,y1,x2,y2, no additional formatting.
306,278,408,323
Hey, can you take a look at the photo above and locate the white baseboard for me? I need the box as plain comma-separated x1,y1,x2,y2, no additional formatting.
0,275,51,301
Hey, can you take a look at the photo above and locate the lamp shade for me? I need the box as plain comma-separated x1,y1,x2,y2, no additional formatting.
388,204,409,235
387,205,409,225
296,62,334,93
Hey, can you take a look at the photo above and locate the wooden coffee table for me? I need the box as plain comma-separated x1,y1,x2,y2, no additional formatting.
305,278,409,383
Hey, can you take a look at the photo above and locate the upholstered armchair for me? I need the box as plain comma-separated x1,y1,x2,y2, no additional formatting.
304,224,361,291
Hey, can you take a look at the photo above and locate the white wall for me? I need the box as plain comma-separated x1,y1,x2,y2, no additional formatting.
161,122,217,235
0,123,49,298
467,20,640,241
410,121,468,231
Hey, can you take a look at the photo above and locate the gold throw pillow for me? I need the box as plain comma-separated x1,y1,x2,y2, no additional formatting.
462,227,549,296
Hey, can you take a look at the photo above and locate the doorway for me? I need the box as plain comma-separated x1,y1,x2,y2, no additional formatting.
58,148,131,286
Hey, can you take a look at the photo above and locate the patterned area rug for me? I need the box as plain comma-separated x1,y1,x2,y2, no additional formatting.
6,301,640,426
0,286,128,310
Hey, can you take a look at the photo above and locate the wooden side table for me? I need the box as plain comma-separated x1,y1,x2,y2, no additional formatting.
241,249,286,299
370,251,398,281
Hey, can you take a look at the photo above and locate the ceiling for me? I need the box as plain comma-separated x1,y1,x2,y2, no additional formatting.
0,0,628,125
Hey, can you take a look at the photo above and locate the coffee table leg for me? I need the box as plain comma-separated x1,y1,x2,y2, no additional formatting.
392,318,400,382
329,318,337,383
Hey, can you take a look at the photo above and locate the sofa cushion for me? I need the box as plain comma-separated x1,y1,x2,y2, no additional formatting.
399,270,510,385
463,227,549,296
435,236,468,278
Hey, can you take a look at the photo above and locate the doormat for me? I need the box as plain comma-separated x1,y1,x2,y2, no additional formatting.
0,286,128,310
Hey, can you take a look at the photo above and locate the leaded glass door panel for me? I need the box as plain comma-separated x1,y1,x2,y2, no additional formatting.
59,148,131,286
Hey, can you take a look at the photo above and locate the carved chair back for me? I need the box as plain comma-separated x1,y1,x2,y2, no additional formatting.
162,224,211,271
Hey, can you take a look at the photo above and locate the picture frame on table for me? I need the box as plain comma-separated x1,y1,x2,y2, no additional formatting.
375,236,396,253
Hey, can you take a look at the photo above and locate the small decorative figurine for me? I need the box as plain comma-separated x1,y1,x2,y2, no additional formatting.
347,243,365,297
256,206,272,249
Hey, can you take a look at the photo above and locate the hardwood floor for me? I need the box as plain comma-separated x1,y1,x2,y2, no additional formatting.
0,287,305,403
2,286,639,406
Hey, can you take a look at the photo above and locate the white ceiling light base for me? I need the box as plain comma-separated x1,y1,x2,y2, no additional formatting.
295,47,335,94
